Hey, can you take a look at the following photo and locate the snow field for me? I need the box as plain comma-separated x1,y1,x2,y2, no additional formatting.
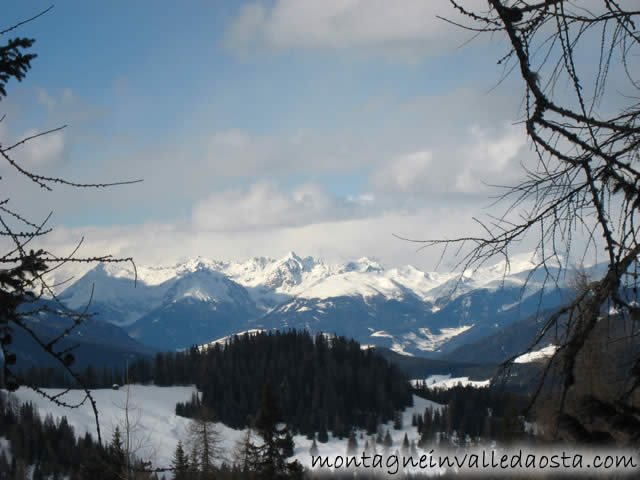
8,386,442,476
411,374,491,389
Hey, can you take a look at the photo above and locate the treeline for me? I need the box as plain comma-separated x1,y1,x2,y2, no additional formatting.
0,391,160,480
413,384,531,445
13,331,413,438
0,389,302,480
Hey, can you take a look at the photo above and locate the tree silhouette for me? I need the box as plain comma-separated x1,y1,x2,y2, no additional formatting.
170,441,189,480
186,405,221,477
0,7,141,445
421,0,640,442
252,383,303,480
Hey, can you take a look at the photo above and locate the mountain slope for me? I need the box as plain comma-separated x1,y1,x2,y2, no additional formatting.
9,300,155,371
126,268,259,350
55,251,595,356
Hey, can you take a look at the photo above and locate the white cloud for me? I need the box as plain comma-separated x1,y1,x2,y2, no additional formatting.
204,128,380,177
371,150,432,193
32,204,508,279
192,181,371,231
223,0,477,59
17,128,65,168
370,124,528,196
455,124,527,192
37,88,56,109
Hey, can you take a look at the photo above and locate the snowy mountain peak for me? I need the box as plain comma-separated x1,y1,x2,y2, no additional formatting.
283,250,301,261
277,251,318,270
163,268,242,304
55,250,594,354
60,250,582,323
343,257,384,274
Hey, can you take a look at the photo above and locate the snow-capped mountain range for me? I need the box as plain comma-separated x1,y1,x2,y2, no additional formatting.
57,251,595,355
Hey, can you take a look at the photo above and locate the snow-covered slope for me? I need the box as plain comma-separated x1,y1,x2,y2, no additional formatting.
514,344,557,363
411,375,491,390
7,386,442,477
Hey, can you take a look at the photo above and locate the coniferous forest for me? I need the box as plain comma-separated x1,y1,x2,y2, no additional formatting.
172,331,413,437
13,331,413,438
0,390,161,480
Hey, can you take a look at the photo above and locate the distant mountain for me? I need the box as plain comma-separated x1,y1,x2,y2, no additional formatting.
443,287,639,365
127,268,259,351
9,299,155,372
55,251,603,356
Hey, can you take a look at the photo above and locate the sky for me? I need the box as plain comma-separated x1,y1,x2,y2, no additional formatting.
1,1,630,273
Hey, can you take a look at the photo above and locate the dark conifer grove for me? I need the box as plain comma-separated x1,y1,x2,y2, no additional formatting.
12,330,414,438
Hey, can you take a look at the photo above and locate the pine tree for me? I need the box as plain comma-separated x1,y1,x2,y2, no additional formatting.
410,439,418,456
308,439,319,457
346,430,358,455
393,411,403,430
108,426,126,479
32,463,44,480
171,440,189,480
13,459,28,480
0,450,9,478
383,430,393,454
317,422,329,444
188,442,199,477
401,433,410,455
368,436,377,454
252,383,303,480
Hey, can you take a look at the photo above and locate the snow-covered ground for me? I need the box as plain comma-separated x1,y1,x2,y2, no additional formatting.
8,385,442,476
513,344,557,363
198,329,265,350
10,385,201,469
411,374,491,390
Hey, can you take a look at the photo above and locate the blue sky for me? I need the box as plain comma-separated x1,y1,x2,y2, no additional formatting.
2,1,619,271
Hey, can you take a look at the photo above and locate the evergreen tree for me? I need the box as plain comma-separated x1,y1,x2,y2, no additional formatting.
252,383,303,480
383,430,393,454
401,433,410,455
188,443,199,478
410,439,418,457
0,451,9,478
417,413,424,434
32,464,44,480
13,460,28,480
346,430,358,455
368,436,377,454
171,440,189,480
108,426,126,479
281,431,294,459
317,421,329,444
393,411,403,430
308,439,319,457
